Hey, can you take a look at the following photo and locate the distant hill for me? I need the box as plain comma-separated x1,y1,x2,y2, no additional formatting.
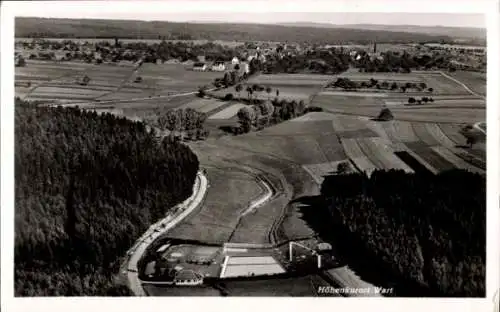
16,17,456,44
280,22,486,43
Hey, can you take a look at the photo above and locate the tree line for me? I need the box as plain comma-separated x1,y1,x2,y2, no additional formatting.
156,107,209,141
318,169,485,296
328,77,433,93
354,51,453,73
15,98,199,296
235,98,311,134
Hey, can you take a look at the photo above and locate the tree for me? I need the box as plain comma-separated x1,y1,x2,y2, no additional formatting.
419,82,427,90
197,86,207,98
337,162,349,174
223,72,230,87
428,87,434,93
391,82,398,90
235,84,242,99
266,86,272,100
376,107,394,121
246,86,253,101
408,97,416,104
276,89,280,97
230,71,238,86
237,106,254,133
466,136,477,148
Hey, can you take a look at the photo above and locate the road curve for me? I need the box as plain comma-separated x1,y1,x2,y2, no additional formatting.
125,171,208,296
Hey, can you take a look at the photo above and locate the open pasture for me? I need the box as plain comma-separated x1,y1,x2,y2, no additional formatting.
302,160,352,185
446,70,486,96
313,95,485,123
437,123,468,146
258,119,335,136
334,73,422,82
418,73,470,95
315,133,347,162
168,165,265,244
138,63,221,88
248,74,332,85
229,193,289,244
177,98,227,113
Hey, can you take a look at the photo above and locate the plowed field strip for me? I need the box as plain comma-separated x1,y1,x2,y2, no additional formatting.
405,142,456,172
412,123,440,146
438,123,467,146
394,121,419,142
431,146,484,174
424,123,456,148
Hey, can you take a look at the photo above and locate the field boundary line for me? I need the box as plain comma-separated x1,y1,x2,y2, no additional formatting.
438,71,485,99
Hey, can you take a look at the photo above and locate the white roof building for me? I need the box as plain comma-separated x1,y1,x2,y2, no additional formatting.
231,57,240,65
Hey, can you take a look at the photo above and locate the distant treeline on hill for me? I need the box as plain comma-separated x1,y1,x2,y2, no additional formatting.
318,169,485,297
15,17,456,44
14,98,199,296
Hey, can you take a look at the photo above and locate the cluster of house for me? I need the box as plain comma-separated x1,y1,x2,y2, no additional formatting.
192,55,250,74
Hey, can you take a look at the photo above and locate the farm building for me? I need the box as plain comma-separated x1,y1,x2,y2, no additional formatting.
193,62,208,71
197,55,206,63
174,270,204,285
211,61,226,71
317,242,332,251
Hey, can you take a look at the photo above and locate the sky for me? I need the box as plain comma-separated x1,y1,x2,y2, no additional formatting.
9,1,487,28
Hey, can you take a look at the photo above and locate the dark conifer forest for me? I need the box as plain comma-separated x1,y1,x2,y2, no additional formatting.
14,99,199,295
319,169,485,296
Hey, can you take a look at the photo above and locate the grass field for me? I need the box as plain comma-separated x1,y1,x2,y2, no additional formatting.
167,165,265,244
445,71,486,96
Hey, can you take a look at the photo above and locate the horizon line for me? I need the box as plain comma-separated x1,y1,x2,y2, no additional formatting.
16,16,486,29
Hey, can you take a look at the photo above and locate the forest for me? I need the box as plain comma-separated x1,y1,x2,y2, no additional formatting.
14,99,199,296
318,169,485,296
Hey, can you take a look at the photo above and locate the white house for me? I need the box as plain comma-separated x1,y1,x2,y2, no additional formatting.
240,61,250,74
211,61,226,72
231,56,240,65
193,62,207,71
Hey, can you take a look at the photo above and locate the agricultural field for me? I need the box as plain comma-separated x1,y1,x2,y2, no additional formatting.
208,103,251,119
446,70,486,96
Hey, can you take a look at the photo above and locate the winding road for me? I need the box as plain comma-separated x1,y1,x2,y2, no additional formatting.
125,171,208,296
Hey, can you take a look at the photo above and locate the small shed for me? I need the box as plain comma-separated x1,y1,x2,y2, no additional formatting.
317,242,332,251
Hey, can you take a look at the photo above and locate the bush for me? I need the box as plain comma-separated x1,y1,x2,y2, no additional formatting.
376,107,394,121
304,106,323,113
224,93,234,101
